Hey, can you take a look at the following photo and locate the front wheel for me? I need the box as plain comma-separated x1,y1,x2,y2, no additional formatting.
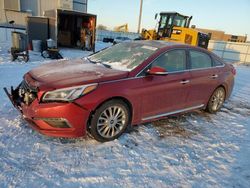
90,100,130,142
206,87,226,113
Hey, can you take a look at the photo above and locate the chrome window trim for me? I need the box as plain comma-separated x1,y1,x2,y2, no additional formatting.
101,63,225,84
136,62,225,77
142,104,205,121
136,49,225,77
102,49,225,84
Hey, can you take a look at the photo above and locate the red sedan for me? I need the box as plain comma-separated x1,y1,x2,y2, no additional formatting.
4,41,235,142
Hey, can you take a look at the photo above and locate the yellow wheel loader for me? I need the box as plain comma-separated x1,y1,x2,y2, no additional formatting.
141,12,210,48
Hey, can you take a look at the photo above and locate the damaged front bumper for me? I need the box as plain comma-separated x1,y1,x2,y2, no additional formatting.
3,81,90,138
4,83,37,112
3,87,20,110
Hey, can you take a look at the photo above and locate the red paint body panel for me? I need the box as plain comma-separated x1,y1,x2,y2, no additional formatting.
140,72,191,117
8,41,235,138
21,99,90,137
188,68,220,107
27,58,129,90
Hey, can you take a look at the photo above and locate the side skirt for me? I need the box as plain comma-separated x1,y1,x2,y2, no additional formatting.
142,104,205,121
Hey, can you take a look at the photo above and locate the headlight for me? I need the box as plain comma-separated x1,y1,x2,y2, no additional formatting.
42,83,98,102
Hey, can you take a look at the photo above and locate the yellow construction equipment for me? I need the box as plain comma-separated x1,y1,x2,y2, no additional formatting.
114,24,129,32
141,12,209,48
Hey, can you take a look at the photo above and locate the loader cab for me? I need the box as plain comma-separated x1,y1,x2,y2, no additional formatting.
157,12,192,38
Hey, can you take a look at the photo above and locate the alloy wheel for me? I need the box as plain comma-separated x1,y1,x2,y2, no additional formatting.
97,106,126,138
211,88,225,111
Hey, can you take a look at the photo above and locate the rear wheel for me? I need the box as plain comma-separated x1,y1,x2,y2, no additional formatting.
206,87,226,113
90,100,130,142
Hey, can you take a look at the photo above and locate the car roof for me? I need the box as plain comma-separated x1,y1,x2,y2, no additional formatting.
159,12,190,18
132,40,184,49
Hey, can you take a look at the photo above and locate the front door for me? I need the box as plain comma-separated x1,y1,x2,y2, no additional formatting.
140,49,191,120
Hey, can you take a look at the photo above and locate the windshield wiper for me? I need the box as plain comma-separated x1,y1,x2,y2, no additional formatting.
86,57,96,64
98,62,111,69
87,57,112,69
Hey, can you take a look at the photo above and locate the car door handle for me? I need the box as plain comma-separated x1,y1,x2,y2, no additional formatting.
210,74,218,79
180,80,190,84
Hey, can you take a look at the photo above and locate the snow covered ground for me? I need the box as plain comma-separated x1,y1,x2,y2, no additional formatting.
0,41,250,188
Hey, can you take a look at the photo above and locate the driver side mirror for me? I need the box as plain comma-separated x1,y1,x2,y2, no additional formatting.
146,66,168,76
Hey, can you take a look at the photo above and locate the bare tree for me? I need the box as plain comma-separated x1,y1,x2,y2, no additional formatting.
97,24,108,30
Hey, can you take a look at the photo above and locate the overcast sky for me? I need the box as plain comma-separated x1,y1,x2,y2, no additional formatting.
88,0,250,38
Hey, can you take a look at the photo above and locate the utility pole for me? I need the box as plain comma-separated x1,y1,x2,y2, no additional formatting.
137,0,143,33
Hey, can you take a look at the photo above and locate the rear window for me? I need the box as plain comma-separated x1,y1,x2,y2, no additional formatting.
190,50,212,69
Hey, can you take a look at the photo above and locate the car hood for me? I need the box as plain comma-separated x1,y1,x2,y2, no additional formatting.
25,58,129,90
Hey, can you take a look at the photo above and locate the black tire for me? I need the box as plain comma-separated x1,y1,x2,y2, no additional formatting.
206,87,226,113
90,100,130,142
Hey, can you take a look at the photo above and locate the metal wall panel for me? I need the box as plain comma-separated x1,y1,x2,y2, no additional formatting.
39,0,58,16
58,0,73,10
48,18,56,42
0,0,5,23
26,16,49,50
73,0,87,12
246,55,250,63
208,40,250,64
225,43,248,53
96,30,140,41
5,10,31,26
0,27,25,42
20,0,38,16
3,0,20,11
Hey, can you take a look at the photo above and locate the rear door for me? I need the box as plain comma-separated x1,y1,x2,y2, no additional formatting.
140,49,192,120
187,50,219,107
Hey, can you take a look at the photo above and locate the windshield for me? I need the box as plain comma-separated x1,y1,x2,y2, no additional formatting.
173,15,187,27
159,14,187,29
88,42,158,71
159,15,167,29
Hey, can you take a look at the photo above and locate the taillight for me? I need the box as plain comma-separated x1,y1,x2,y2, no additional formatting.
230,65,236,76
232,67,236,76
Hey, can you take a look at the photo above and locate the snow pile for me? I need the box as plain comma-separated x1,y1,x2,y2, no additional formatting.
0,41,250,187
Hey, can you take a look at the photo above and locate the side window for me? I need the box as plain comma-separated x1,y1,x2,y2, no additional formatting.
214,58,224,66
151,50,186,72
190,50,212,69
